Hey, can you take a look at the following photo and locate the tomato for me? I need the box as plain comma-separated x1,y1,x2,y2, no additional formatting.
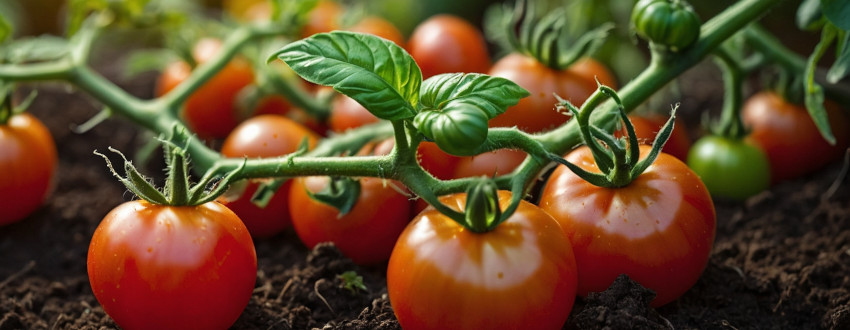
686,135,770,200
219,115,319,238
223,0,270,22
301,0,343,39
0,113,57,226
742,91,850,183
407,14,491,79
388,191,578,330
156,38,255,140
539,145,715,307
452,149,526,178
570,57,618,90
289,176,411,265
417,141,461,181
87,200,257,329
328,95,379,132
487,53,597,133
252,95,292,117
631,0,701,51
348,16,406,47
621,114,692,161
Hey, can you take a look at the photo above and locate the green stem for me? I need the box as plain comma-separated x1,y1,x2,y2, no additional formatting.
713,47,746,139
265,71,330,118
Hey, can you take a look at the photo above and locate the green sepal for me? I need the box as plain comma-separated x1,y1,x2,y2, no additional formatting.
464,178,501,233
631,106,677,178
272,31,421,121
827,30,850,83
804,24,838,145
306,177,361,217
250,177,290,209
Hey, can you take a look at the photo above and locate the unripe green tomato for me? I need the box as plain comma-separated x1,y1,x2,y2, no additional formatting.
414,106,489,156
631,0,701,51
686,135,770,200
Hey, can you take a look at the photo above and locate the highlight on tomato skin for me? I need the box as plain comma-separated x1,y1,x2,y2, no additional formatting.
218,114,319,238
87,200,258,330
407,14,492,79
388,191,578,330
539,145,716,307
0,113,57,226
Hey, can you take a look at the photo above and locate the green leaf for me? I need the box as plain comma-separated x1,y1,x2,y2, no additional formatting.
419,73,528,119
822,0,850,31
0,13,11,43
306,177,361,216
0,36,70,63
805,24,837,145
272,31,421,121
796,0,825,31
828,30,850,83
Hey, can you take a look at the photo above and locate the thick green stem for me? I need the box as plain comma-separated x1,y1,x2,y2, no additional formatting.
713,47,746,139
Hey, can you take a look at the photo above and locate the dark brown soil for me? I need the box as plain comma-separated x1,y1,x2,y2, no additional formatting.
2,69,849,330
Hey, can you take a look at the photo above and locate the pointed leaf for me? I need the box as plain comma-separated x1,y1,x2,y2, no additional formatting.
822,0,850,31
420,73,529,119
796,0,824,31
272,31,421,120
805,25,837,144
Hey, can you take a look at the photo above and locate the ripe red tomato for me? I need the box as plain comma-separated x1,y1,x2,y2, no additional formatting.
570,57,618,89
87,200,257,329
348,15,406,47
488,53,598,133
407,14,491,79
417,141,461,181
388,191,578,329
219,115,319,238
0,113,57,226
621,114,692,161
289,176,412,265
452,149,526,179
539,145,715,307
742,91,850,183
252,95,292,117
156,38,255,140
328,95,379,132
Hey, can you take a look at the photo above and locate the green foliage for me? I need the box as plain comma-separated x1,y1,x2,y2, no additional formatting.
822,0,850,31
338,271,367,294
273,31,421,121
419,73,528,119
0,13,10,43
0,35,70,64
306,177,361,216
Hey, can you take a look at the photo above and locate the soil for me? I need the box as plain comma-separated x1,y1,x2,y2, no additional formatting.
2,66,850,330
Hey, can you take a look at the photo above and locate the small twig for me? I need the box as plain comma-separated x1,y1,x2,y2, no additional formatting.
276,277,294,302
50,313,66,330
314,279,335,315
0,260,36,289
823,148,850,201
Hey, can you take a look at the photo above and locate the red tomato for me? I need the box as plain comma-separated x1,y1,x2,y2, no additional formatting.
328,95,379,132
742,91,850,183
621,114,692,161
219,115,319,238
570,57,618,89
538,145,715,307
452,149,526,178
87,200,257,329
488,53,597,133
289,176,411,265
0,113,57,226
348,16,406,47
417,141,461,181
407,14,491,79
300,0,343,39
156,38,255,140
252,95,292,117
388,191,578,329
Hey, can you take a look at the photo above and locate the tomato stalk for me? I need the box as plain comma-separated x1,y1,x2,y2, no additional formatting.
711,47,747,139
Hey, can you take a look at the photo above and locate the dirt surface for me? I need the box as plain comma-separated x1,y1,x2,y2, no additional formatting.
2,68,850,330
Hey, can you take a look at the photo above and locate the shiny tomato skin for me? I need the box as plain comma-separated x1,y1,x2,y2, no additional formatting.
289,176,412,265
349,16,406,47
0,113,57,226
686,135,770,200
87,200,257,330
488,53,598,133
622,114,692,161
388,191,578,330
219,115,319,238
156,38,255,140
328,95,380,132
539,145,715,307
407,14,491,79
452,149,526,178
570,57,618,89
742,91,850,183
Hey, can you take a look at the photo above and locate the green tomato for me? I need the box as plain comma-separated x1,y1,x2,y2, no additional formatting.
631,0,701,51
414,105,489,156
686,135,770,201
